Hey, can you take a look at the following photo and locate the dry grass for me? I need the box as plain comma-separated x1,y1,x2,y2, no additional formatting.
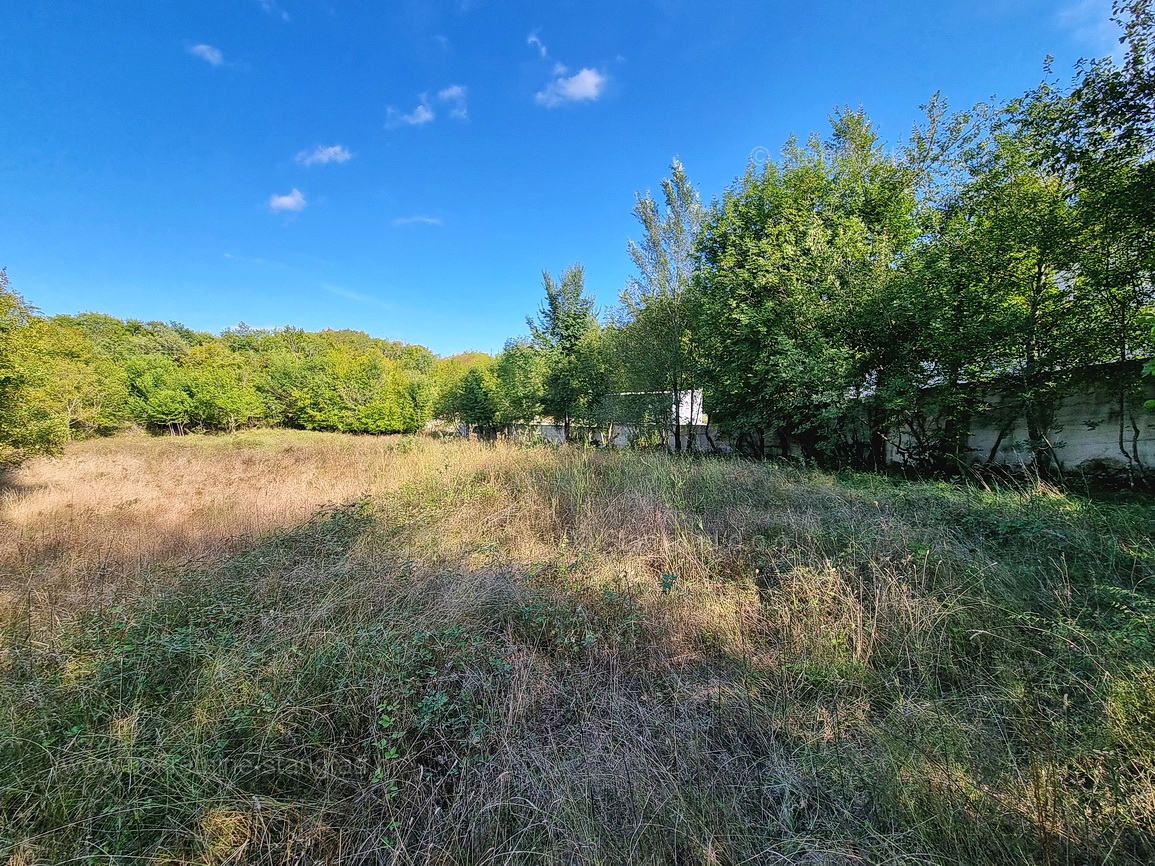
2,431,1154,864
0,430,479,626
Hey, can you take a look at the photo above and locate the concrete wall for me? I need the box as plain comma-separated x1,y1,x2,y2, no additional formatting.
485,364,1155,478
968,381,1155,472
885,364,1155,476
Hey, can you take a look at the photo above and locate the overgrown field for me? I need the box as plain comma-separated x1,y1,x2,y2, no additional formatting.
1,431,1153,864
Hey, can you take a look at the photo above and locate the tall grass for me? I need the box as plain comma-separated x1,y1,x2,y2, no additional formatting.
1,431,1153,863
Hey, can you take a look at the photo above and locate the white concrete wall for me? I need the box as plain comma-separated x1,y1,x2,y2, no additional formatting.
490,365,1155,477
966,383,1155,471
885,366,1155,474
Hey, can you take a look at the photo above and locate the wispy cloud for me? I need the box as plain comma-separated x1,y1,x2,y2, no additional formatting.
1058,0,1123,58
535,67,607,107
387,85,469,127
527,31,548,58
387,98,436,127
437,84,468,120
323,284,392,308
257,0,291,21
223,252,271,265
392,215,442,227
295,144,353,166
188,43,225,66
269,188,307,212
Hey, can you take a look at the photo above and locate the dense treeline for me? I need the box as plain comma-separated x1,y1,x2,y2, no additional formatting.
0,279,445,464
2,1,1153,470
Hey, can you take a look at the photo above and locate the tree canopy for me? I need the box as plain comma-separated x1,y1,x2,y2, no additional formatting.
2,0,1152,475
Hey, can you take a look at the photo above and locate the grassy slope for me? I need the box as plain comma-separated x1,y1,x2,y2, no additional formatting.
1,431,1153,864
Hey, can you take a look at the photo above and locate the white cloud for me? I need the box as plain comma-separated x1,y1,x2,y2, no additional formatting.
188,44,225,66
437,84,468,120
295,144,353,166
387,100,435,127
528,31,548,58
535,67,607,107
387,86,468,127
257,0,291,21
392,216,442,226
269,188,306,212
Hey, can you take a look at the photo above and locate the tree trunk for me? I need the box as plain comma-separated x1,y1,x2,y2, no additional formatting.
1023,261,1055,478
870,426,887,471
1024,396,1054,479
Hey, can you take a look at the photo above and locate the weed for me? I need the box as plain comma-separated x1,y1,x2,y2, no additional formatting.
1,432,1153,863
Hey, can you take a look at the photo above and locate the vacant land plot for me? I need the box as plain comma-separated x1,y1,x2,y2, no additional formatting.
2,431,1153,864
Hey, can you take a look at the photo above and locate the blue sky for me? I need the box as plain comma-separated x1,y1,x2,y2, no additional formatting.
0,0,1122,355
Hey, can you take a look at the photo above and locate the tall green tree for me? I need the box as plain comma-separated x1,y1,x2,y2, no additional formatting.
494,339,545,427
824,108,923,467
0,271,71,463
528,264,600,441
457,366,500,438
694,110,918,463
183,343,266,432
976,132,1085,475
1013,0,1155,477
125,356,194,435
434,355,503,437
25,318,128,438
619,158,703,452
